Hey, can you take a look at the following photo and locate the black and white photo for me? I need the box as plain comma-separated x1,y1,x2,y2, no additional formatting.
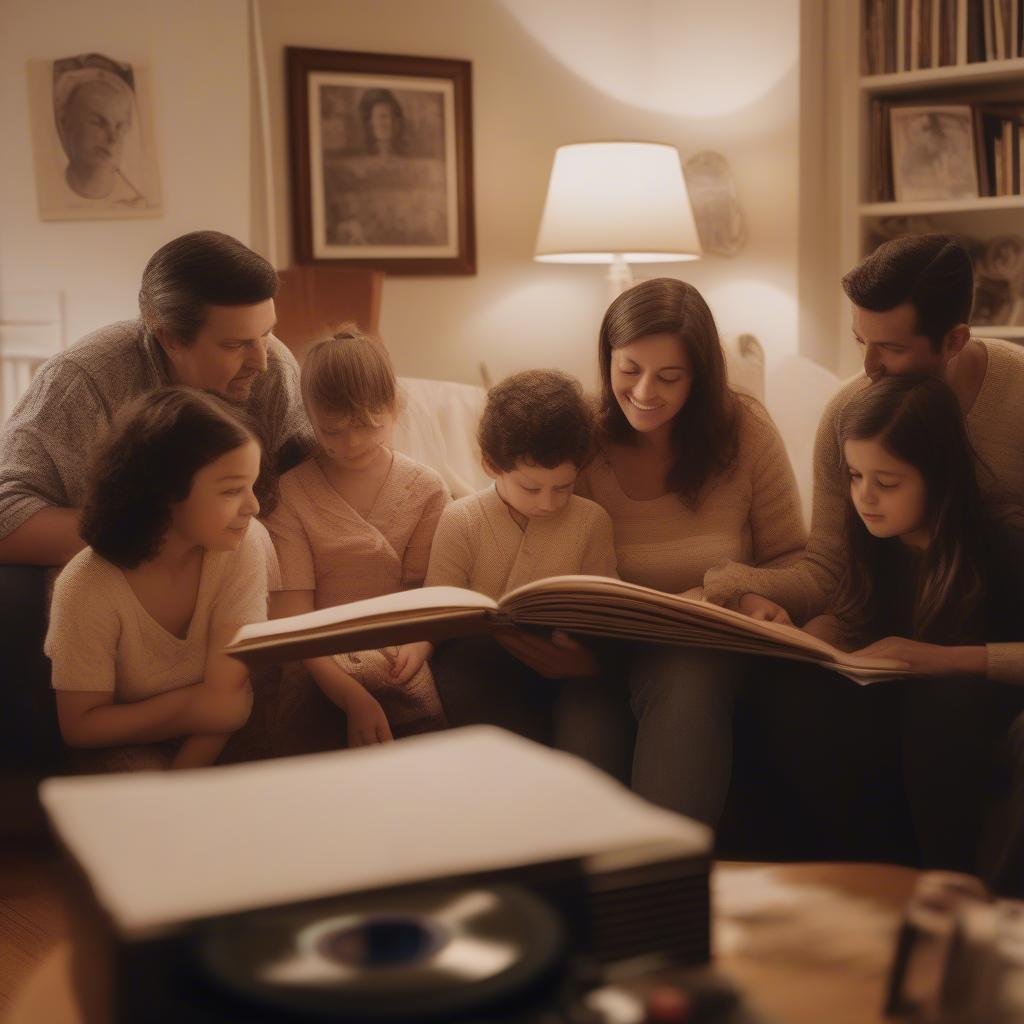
288,48,475,274
27,52,162,221
889,105,979,203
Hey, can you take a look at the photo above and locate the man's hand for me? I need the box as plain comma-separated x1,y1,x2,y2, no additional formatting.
389,642,433,684
345,689,394,746
495,629,599,680
852,637,987,677
738,592,793,626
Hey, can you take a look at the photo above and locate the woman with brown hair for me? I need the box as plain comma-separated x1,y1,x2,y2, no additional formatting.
571,277,806,825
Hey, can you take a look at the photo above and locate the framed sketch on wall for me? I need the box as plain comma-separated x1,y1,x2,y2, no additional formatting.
26,52,163,221
287,47,476,274
889,105,979,203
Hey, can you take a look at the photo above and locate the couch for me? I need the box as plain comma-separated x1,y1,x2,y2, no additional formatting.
10,347,911,863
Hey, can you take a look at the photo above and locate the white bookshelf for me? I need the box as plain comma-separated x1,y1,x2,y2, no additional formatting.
836,5,1024,374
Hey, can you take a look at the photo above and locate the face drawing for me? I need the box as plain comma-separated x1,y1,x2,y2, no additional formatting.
60,80,133,197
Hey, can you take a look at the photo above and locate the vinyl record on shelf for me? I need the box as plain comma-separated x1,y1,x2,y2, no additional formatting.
193,882,568,1021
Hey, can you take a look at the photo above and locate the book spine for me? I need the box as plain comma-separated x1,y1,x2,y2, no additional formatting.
911,0,922,66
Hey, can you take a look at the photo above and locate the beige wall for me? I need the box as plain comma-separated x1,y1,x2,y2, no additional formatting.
254,0,801,390
0,0,251,347
0,0,803,386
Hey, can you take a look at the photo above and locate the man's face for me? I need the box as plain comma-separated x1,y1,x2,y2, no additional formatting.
62,81,132,174
160,300,276,401
852,302,946,381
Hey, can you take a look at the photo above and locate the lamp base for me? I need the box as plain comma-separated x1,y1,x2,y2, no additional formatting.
607,255,635,303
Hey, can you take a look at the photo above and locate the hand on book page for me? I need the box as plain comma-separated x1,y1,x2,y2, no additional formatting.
737,593,793,626
494,627,598,680
224,577,910,685
851,637,987,677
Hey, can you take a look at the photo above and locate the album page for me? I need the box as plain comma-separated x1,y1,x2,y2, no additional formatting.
225,576,904,684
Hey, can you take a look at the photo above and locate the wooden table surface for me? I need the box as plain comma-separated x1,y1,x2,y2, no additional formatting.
4,861,918,1024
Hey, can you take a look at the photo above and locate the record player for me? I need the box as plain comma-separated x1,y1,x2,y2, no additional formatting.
41,727,713,1023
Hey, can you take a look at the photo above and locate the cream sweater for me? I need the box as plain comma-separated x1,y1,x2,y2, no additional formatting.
703,338,1024,684
575,399,806,595
45,521,270,700
425,486,618,600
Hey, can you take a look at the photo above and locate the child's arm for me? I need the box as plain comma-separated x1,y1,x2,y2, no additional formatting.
56,683,248,748
400,476,450,589
423,502,475,589
272,589,392,745
171,734,232,770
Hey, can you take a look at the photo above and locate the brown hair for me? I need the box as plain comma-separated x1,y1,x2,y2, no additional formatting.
138,231,278,344
81,387,270,569
834,375,990,644
841,234,974,351
301,324,397,426
598,277,740,505
478,369,595,472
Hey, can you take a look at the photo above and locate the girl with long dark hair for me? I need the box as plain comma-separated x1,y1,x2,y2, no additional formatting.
810,375,1024,889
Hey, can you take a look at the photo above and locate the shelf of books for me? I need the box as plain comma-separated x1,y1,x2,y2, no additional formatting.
856,1,1024,340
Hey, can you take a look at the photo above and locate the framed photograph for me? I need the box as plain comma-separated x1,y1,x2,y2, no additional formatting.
26,52,163,221
287,47,475,274
889,105,979,203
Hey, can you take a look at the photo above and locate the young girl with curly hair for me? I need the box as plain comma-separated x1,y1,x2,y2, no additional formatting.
45,387,276,771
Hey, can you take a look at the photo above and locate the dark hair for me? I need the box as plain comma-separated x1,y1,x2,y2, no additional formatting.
478,370,595,472
301,323,397,426
834,375,990,644
358,88,405,154
138,231,278,344
597,277,740,505
81,387,269,568
841,234,974,351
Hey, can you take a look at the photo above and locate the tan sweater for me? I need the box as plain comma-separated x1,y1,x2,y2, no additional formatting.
575,399,806,594
45,521,270,700
703,338,1024,684
425,486,618,600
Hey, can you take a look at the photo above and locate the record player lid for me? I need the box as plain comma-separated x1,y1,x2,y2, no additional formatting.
40,726,711,936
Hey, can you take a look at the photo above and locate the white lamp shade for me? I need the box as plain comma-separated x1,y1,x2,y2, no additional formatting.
534,142,702,264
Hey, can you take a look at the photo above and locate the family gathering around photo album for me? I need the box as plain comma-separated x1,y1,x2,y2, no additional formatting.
2,229,1023,896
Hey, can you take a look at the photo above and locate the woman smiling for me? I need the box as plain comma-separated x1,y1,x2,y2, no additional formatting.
572,277,806,826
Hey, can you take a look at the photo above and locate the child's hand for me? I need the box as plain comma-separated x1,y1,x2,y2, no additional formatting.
346,689,394,747
738,592,793,626
389,641,434,684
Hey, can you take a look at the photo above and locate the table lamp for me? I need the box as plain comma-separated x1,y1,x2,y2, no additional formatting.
534,142,702,300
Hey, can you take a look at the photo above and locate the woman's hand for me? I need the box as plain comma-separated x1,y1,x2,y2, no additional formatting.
495,629,599,680
852,637,987,677
738,592,793,626
345,689,394,747
389,642,433,684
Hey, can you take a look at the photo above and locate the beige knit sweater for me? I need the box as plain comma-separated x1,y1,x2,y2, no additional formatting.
703,338,1024,684
575,398,806,595
424,486,618,600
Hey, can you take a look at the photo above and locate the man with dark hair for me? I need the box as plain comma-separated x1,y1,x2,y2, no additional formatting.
706,233,1024,657
0,230,309,566
0,231,309,775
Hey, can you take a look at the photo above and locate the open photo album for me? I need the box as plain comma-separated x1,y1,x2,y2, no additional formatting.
225,575,905,685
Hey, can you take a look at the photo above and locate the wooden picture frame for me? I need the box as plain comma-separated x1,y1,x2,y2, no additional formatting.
287,47,476,274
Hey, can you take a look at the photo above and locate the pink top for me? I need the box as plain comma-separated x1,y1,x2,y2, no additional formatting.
265,451,450,609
